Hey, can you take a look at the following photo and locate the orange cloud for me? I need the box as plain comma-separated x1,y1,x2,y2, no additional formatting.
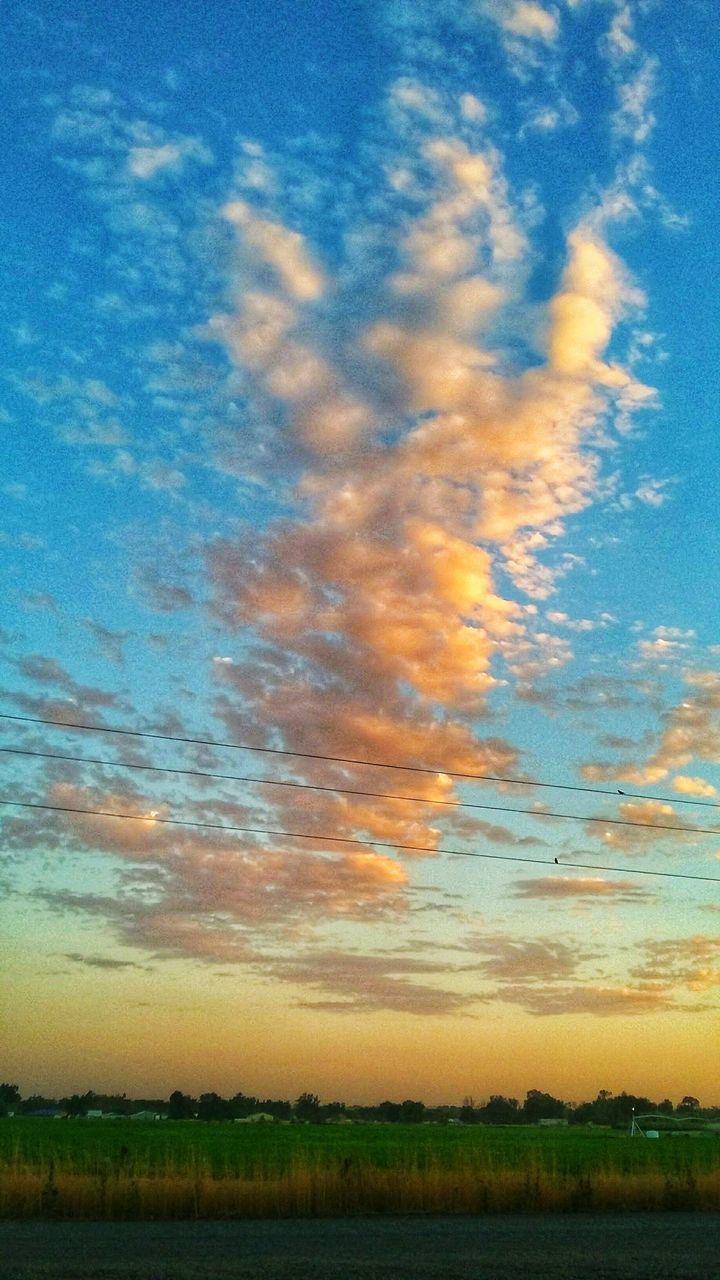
547,229,641,380
672,776,718,799
630,935,720,998
11,89,667,1012
201,109,659,918
588,799,697,852
512,876,655,902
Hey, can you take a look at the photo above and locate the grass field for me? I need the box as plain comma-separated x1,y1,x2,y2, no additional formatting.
1,1119,719,1219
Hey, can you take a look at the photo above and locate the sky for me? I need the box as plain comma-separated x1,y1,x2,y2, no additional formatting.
1,0,719,1108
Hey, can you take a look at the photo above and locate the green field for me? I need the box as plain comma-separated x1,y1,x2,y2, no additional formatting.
2,1119,719,1219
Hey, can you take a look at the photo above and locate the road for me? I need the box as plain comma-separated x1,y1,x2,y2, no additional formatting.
1,1213,719,1279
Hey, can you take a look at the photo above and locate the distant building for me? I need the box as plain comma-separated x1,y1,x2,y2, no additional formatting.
538,1117,569,1127
130,1110,164,1121
235,1112,275,1123
85,1110,103,1119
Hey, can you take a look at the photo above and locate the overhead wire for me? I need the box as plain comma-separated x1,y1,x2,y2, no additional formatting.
2,713,719,884
1,795,718,882
1,710,719,809
1,742,720,837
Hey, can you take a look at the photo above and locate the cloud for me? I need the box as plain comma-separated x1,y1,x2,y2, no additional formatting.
0,531,45,550
3,482,29,500
210,659,518,851
8,18,680,1015
589,671,720,785
598,5,658,145
476,0,562,76
190,87,661,943
446,932,679,1015
11,653,120,709
464,934,586,981
63,952,151,971
612,59,657,144
547,229,641,379
20,592,59,612
637,626,694,665
632,935,720,993
222,201,326,301
512,875,655,902
565,673,660,713
128,137,212,179
136,565,195,613
24,776,411,932
545,610,596,632
519,97,579,134
499,983,674,1016
52,85,213,185
600,5,637,63
82,619,129,665
672,776,718,800
33,833,482,1015
501,2,559,43
269,949,480,1016
586,799,698,852
635,478,672,507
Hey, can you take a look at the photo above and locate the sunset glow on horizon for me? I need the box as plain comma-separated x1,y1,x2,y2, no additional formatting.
2,0,719,1108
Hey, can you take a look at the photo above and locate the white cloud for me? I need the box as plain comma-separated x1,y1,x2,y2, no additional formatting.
222,201,326,301
598,5,658,145
635,478,672,507
127,140,212,178
520,97,579,133
459,92,488,122
613,58,658,144
502,2,560,42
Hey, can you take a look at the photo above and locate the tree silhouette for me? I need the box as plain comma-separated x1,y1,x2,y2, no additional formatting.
295,1092,321,1122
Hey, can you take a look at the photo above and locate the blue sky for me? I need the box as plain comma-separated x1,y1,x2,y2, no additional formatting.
1,0,719,1104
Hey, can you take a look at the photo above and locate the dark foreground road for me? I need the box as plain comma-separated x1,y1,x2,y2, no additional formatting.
1,1214,718,1280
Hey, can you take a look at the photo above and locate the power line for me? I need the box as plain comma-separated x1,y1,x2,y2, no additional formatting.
0,744,544,811
0,743,719,838
2,710,718,811
1,796,718,882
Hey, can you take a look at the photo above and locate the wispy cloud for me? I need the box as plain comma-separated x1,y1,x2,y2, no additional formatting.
63,952,151,971
580,669,720,786
512,875,655,902
8,653,121,709
599,4,658,145
499,983,674,1016
632,935,720,993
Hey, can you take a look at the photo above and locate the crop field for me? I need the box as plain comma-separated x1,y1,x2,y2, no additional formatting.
1,1119,719,1220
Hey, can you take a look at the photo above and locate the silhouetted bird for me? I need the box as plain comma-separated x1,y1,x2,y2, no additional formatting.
618,789,625,795
554,857,559,864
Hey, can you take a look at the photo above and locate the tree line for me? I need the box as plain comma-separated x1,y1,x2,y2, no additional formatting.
1,1082,715,1125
